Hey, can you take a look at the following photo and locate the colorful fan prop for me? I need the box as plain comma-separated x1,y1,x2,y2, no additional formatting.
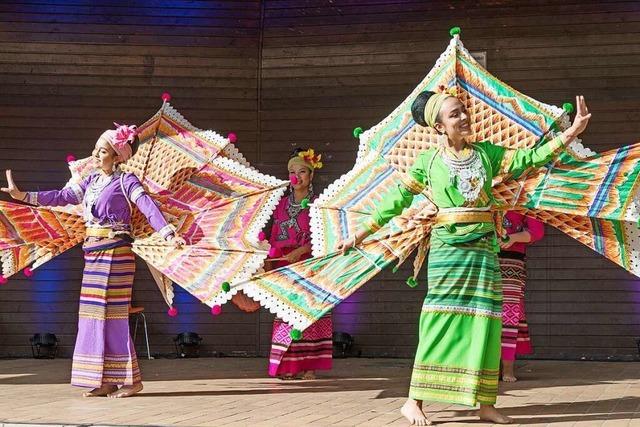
0,99,287,310
238,29,640,331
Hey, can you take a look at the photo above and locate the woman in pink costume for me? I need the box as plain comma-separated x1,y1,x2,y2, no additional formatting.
499,211,544,382
267,148,333,380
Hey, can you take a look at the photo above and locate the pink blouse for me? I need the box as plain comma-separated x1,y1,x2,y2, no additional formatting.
268,194,314,267
502,211,544,254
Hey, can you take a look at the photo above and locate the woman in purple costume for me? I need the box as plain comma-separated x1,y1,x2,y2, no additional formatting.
2,124,185,398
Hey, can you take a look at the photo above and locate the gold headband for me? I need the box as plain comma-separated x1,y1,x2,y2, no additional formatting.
288,156,313,171
423,93,452,128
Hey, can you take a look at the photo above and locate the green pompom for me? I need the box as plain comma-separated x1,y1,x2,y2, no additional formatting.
563,102,574,114
221,281,231,292
288,293,299,302
300,198,309,209
290,329,302,340
406,276,418,288
449,26,461,37
352,127,363,139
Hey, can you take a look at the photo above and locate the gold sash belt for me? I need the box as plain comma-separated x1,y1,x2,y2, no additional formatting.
434,210,493,226
85,228,130,238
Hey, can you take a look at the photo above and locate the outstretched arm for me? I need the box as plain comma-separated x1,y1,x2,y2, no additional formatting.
490,96,591,177
125,175,185,248
337,152,430,254
2,169,86,207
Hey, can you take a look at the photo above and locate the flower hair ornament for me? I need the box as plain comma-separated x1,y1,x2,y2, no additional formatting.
288,148,323,171
438,84,458,97
298,148,323,170
99,122,138,163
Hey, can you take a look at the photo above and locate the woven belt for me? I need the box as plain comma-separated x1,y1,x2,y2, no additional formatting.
434,210,493,226
84,228,130,238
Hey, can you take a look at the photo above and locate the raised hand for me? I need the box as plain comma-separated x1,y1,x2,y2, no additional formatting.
567,95,591,138
0,170,26,201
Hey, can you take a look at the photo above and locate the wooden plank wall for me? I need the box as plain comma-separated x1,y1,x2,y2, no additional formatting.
1,0,640,359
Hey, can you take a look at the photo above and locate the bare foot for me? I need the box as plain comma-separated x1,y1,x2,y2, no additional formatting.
400,399,431,426
279,374,297,381
82,384,117,397
107,383,143,398
479,405,512,424
301,370,316,380
501,360,517,382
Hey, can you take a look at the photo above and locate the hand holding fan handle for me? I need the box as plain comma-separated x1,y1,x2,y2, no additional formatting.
336,228,370,255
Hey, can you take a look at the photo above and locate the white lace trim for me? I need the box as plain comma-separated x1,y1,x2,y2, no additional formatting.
239,280,312,330
158,224,175,239
310,151,383,257
567,137,595,158
0,250,17,278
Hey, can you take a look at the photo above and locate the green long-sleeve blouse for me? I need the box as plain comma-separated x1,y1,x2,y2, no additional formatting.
366,138,564,245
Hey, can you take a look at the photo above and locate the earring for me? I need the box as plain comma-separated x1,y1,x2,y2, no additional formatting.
437,133,448,146
309,183,314,194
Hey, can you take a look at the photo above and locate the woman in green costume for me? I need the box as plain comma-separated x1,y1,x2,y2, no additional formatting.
339,91,590,425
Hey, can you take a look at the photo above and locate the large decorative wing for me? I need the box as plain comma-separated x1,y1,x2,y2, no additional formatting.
0,99,286,313
0,201,85,279
493,144,640,276
131,155,286,308
238,29,640,333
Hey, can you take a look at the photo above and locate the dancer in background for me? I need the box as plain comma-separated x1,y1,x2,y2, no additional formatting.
266,148,333,380
499,211,544,382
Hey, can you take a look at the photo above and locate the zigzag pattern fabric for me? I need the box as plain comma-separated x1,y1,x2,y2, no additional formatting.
0,102,287,309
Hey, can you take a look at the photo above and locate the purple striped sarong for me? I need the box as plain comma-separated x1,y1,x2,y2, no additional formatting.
71,237,140,388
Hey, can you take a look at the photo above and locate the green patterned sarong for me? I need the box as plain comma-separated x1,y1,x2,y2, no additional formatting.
409,235,502,406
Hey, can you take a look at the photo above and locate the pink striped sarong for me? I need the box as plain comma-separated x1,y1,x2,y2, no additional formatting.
268,315,333,377
500,256,533,361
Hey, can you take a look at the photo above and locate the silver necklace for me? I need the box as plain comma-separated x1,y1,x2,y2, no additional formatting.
83,171,119,223
440,149,486,203
276,189,313,241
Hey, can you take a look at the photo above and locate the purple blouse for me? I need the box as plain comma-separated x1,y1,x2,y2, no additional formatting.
26,172,174,239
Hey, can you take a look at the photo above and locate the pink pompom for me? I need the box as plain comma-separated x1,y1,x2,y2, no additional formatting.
0,276,7,285
290,174,298,185
66,153,76,163
258,231,266,241
227,132,237,143
167,306,178,317
161,92,172,102
211,305,222,316
23,267,33,277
